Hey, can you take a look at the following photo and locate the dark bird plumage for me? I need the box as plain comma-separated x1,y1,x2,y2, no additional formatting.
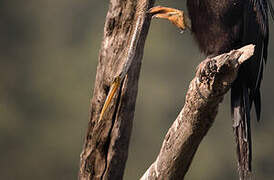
186,0,272,178
148,2,273,178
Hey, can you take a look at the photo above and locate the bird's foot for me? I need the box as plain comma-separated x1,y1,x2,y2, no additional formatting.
148,6,191,31
99,76,121,122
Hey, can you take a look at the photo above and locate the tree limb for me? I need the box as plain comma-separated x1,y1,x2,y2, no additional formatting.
78,0,155,179
140,45,255,180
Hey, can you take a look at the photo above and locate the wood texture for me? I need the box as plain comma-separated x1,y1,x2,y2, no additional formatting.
140,45,255,180
78,0,155,179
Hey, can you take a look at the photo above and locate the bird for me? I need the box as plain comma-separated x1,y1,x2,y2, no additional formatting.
149,1,273,179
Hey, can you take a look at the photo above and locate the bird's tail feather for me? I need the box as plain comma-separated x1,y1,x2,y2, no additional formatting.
253,89,261,121
231,80,252,180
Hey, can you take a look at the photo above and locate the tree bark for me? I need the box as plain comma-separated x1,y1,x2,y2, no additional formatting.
78,0,155,179
140,45,255,180
79,0,255,179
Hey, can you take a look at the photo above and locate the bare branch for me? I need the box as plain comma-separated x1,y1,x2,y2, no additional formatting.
140,45,255,180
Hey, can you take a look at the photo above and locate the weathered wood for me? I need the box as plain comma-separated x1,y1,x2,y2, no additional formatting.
140,45,255,180
78,0,155,179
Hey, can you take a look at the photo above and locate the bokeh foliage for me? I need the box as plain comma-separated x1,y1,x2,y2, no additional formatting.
1,1,274,179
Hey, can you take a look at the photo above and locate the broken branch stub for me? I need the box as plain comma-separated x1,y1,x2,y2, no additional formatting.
140,44,255,180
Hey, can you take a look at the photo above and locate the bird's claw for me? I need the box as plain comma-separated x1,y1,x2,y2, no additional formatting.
148,6,191,31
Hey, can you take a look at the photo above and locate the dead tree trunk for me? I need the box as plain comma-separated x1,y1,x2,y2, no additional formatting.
140,45,255,180
78,0,154,180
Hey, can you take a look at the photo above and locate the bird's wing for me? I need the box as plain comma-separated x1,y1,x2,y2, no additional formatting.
266,0,274,22
245,0,269,118
231,0,270,178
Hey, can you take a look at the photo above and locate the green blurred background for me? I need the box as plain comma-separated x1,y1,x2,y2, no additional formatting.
1,0,274,179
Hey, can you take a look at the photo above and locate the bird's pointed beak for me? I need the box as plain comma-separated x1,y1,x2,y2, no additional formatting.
148,6,191,31
99,76,121,122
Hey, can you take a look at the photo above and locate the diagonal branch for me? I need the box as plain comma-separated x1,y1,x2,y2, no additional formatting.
140,45,255,180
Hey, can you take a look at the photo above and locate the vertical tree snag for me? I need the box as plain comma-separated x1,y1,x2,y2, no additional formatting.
78,0,154,180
